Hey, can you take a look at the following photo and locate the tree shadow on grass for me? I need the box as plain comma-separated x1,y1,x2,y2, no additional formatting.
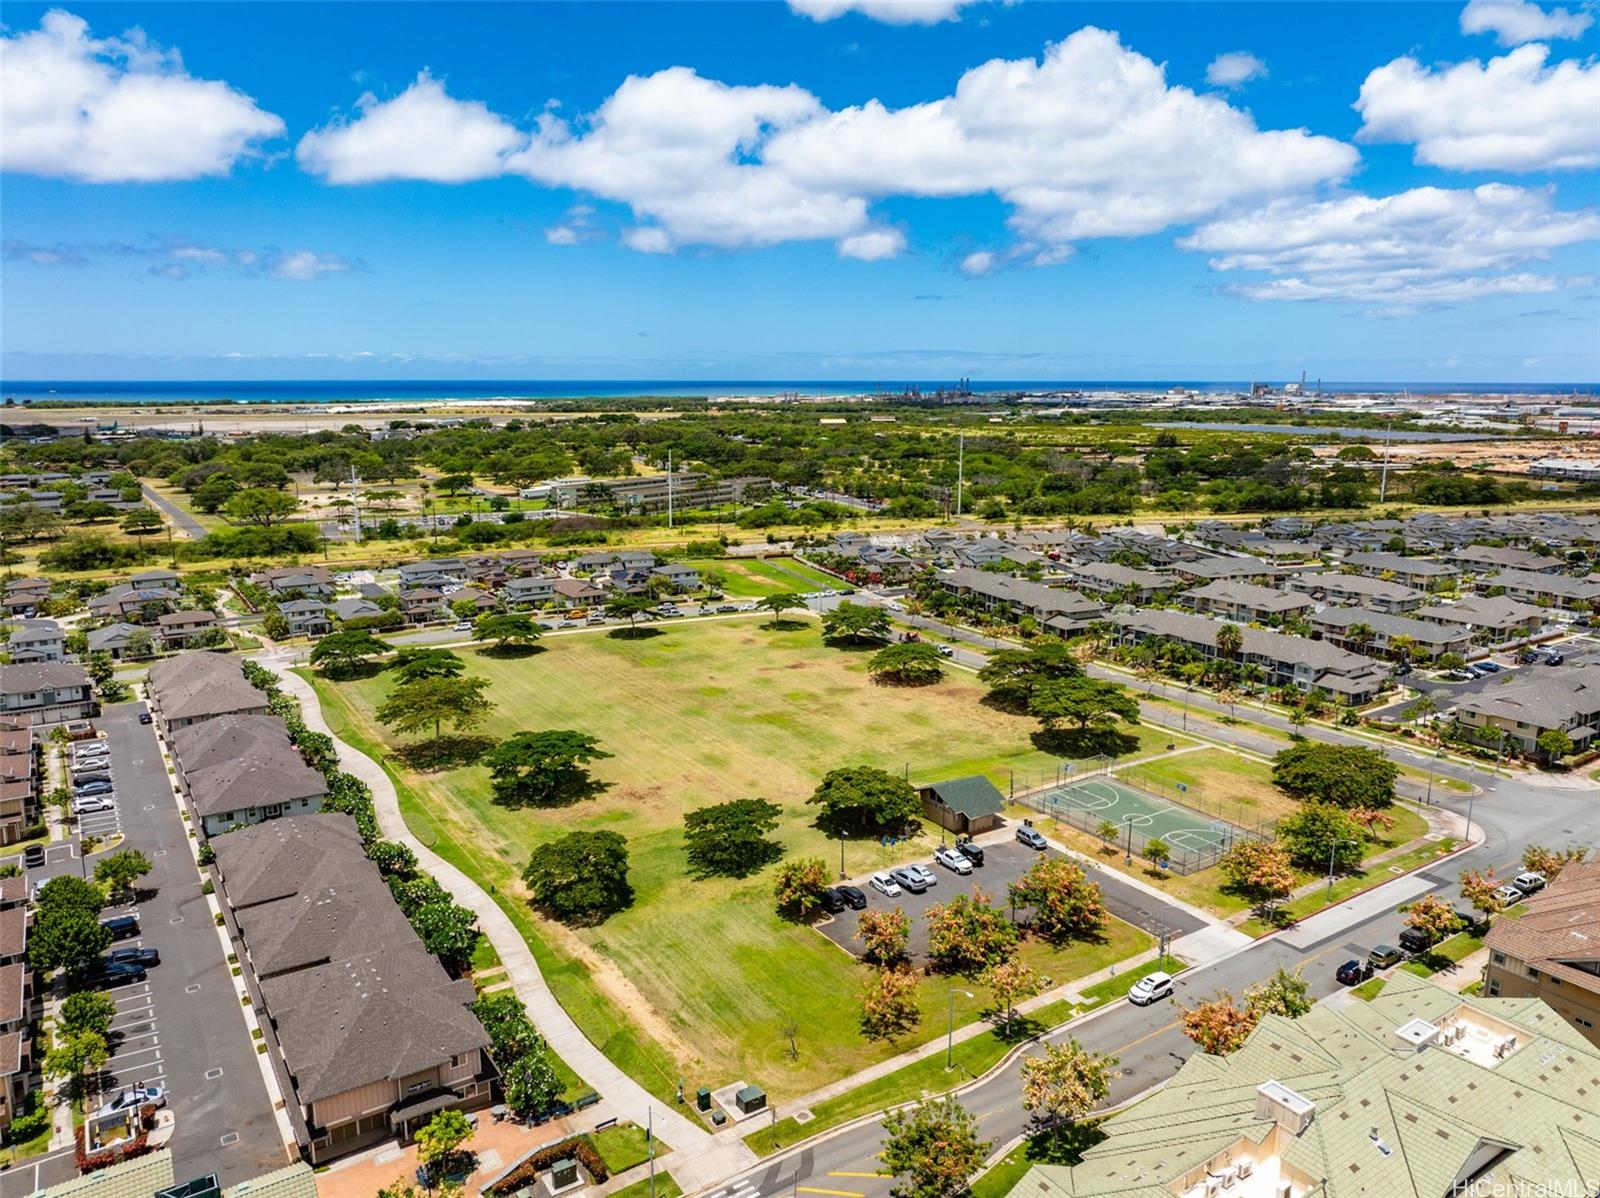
477,643,546,659
761,618,809,632
870,673,941,688
489,775,610,810
395,735,499,773
1030,727,1140,760
320,660,387,682
1025,1120,1108,1166
607,626,664,640
993,1013,1048,1044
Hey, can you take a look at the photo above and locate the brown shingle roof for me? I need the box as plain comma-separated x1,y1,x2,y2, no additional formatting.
0,908,26,960
0,963,24,1025
147,651,268,722
1485,860,1600,996
211,814,369,910
172,715,326,818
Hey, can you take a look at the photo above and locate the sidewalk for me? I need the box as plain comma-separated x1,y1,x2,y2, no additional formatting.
261,658,716,1159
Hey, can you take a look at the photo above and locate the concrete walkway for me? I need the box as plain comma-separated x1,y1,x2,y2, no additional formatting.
259,657,717,1159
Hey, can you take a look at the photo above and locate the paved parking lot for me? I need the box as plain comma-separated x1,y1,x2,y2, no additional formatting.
817,835,1204,962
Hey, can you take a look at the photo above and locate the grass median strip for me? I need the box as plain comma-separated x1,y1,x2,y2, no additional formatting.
742,998,1076,1157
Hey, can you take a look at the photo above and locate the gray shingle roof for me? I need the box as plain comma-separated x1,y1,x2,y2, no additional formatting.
922,775,1004,819
172,715,326,818
147,651,268,722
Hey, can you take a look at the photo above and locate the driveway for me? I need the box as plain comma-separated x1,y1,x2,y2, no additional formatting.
93,701,288,1184
816,838,1204,963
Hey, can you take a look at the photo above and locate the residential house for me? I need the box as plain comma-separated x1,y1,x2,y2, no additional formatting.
503,576,555,607
1453,544,1565,574
1454,664,1600,756
5,620,65,664
1340,551,1460,591
1415,595,1547,643
937,568,1107,629
1168,555,1278,585
0,579,50,616
918,776,1005,835
146,652,270,733
277,600,332,638
1111,609,1391,702
1009,971,1600,1198
88,584,180,623
0,960,32,1138
497,549,544,576
0,727,37,848
398,559,468,587
0,662,95,726
1307,606,1472,661
129,568,180,589
1062,561,1179,603
173,715,326,837
400,588,447,624
1482,859,1600,1047
651,563,701,591
445,586,498,615
552,578,605,607
211,815,492,1163
330,597,383,623
1481,569,1600,612
951,537,1010,567
86,623,150,660
157,609,219,649
250,566,336,598
1179,580,1312,625
1284,571,1426,614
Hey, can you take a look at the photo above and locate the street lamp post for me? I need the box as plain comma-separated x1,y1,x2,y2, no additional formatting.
1182,684,1192,731
1424,749,1442,806
946,987,974,1069
1125,815,1135,866
1326,838,1359,896
1464,789,1477,845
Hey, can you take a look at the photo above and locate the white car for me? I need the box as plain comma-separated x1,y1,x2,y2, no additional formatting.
907,863,938,888
72,796,115,815
1493,883,1525,907
453,620,474,632
1128,971,1175,1006
74,746,109,762
934,846,973,875
869,871,902,898
93,1085,165,1118
935,644,954,658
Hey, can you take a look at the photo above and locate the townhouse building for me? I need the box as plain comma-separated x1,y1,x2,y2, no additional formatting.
146,652,270,734
1340,551,1461,591
1415,594,1547,643
1482,860,1600,1047
1307,606,1472,661
1481,568,1600,612
0,662,95,726
1179,580,1312,625
1283,571,1426,614
171,714,327,837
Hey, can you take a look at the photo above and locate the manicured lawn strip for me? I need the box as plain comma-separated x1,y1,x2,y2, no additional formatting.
591,1123,667,1174
1240,833,1460,937
313,622,1160,1098
471,937,502,973
1351,977,1387,1001
742,1000,1078,1158
610,1173,683,1198
307,673,659,1104
685,556,841,597
1075,955,1187,1012
971,1143,1036,1198
1400,930,1484,978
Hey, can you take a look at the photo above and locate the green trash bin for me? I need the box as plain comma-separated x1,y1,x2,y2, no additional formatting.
697,1086,712,1112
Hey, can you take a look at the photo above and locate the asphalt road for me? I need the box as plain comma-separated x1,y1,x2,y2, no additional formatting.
139,483,208,540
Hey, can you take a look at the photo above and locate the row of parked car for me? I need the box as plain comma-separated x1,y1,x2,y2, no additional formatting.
821,825,1052,910
1337,871,1548,986
70,736,117,814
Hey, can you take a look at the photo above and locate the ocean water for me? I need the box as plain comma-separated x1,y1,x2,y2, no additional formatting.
1,379,1596,405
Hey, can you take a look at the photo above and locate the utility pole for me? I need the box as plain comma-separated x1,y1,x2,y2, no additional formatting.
647,1109,656,1198
667,450,674,529
955,434,964,518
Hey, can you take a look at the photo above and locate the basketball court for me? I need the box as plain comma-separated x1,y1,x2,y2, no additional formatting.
1039,774,1244,855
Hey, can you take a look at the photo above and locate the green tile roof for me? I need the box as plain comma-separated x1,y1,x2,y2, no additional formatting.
923,775,1004,819
1008,972,1600,1198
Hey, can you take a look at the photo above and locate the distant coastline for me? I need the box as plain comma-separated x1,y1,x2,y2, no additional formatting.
3,378,1598,406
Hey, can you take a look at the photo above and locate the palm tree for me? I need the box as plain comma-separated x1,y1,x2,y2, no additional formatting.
1348,622,1374,653
1216,622,1244,661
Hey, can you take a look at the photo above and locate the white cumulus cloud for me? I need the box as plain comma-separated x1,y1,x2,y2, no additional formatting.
0,9,284,182
1460,0,1593,45
1206,51,1268,88
297,71,526,183
837,228,906,260
1180,183,1600,308
270,249,357,280
787,0,979,25
960,250,998,276
1355,44,1600,171
621,227,674,255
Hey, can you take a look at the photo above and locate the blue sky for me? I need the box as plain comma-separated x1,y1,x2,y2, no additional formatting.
2,0,1596,384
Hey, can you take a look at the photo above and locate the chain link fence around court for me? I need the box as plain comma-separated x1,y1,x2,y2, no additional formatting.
1115,762,1279,842
1011,773,1274,877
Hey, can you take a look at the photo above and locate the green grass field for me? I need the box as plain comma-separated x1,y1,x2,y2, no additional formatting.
1119,749,1299,831
685,556,840,597
313,617,1157,1100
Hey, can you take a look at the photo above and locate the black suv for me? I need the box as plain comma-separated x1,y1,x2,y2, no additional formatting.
107,947,159,968
99,915,140,941
954,838,984,866
837,885,867,910
820,888,847,914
